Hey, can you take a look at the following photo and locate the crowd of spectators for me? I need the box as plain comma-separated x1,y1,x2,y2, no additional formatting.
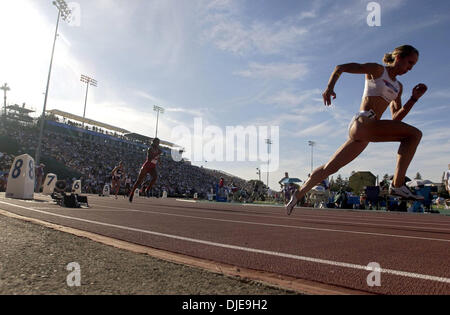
0,119,253,198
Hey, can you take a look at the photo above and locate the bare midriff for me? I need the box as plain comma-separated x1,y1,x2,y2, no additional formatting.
360,96,391,120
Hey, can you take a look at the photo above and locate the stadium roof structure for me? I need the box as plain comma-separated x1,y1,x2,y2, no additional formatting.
7,104,35,114
124,133,177,148
6,104,35,123
47,109,180,149
46,109,130,134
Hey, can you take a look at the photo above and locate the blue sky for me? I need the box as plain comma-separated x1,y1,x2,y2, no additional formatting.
1,0,449,189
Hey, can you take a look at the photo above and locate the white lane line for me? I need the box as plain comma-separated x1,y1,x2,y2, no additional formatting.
87,203,450,242
145,199,450,228
1,200,449,285
30,207,59,210
241,205,450,227
11,195,450,227
241,210,450,232
294,212,450,227
25,201,450,230
176,199,197,203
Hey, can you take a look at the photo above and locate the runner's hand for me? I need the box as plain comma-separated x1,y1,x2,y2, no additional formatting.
322,88,336,106
412,83,427,100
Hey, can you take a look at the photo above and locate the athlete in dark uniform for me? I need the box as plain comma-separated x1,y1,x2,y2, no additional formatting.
129,138,162,203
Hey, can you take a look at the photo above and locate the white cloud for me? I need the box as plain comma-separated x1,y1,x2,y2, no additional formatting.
200,2,308,55
295,119,337,138
234,63,309,80
266,89,321,108
205,0,237,12
427,89,450,99
133,90,167,105
165,107,206,118
199,0,411,58
298,10,317,20
422,127,450,143
250,112,310,130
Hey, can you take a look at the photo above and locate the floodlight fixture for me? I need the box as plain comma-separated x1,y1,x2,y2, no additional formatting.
1,83,11,117
80,74,98,128
153,105,165,138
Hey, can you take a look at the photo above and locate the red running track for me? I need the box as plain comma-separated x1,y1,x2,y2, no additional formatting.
1,193,449,295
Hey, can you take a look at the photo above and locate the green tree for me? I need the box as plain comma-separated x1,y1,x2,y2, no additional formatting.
331,174,350,191
329,176,335,191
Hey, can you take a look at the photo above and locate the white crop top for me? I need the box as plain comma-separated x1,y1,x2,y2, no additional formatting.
362,67,401,102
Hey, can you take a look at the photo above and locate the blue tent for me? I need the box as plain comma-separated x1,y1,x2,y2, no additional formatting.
282,178,302,184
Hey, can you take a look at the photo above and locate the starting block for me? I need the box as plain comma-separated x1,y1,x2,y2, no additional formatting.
6,154,35,200
42,173,57,195
102,184,110,197
72,180,82,194
51,180,89,208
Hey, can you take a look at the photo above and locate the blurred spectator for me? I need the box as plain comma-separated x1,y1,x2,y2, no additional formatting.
360,192,366,210
278,172,289,188
334,188,348,209
35,163,45,193
320,178,330,190
0,172,8,192
445,164,450,195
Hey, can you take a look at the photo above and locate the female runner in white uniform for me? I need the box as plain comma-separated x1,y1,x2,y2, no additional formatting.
286,45,427,215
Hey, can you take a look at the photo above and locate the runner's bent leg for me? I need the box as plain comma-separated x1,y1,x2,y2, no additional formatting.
145,168,158,195
129,170,147,202
352,119,422,188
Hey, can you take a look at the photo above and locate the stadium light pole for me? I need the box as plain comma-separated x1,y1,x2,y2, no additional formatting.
265,139,272,189
80,74,97,128
153,105,164,138
35,0,72,167
308,140,316,174
1,83,10,118
256,168,261,182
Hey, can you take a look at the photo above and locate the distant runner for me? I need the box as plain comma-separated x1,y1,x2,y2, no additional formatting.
129,138,162,203
111,161,124,199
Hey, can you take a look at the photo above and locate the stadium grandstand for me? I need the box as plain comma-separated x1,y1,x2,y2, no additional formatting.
1,107,257,201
